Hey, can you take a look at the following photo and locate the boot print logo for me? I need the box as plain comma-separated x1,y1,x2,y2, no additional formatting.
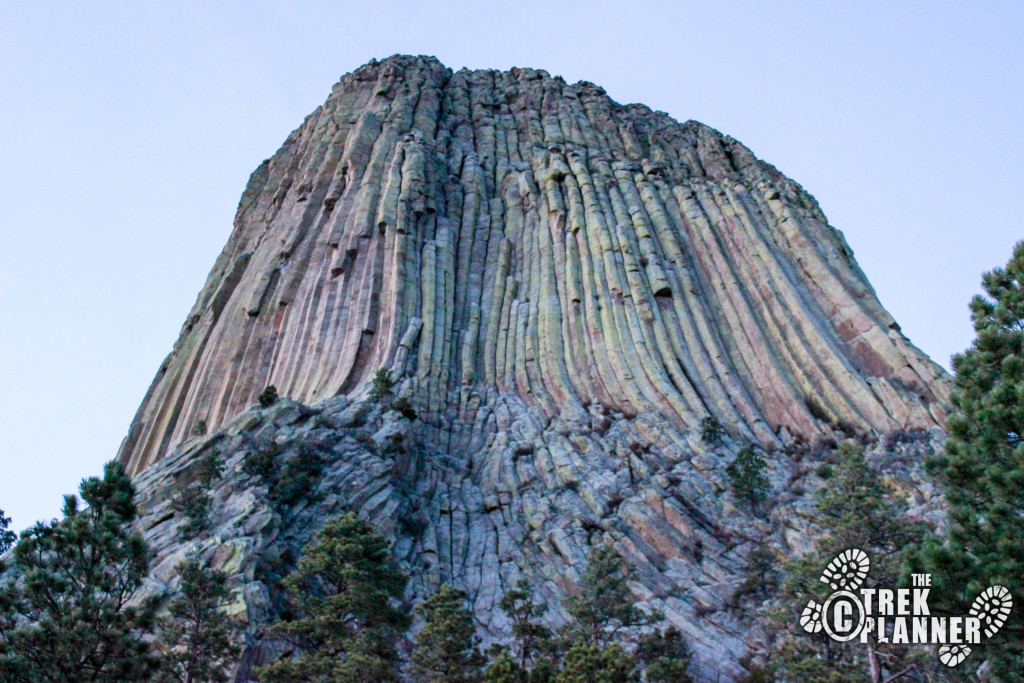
799,549,1012,667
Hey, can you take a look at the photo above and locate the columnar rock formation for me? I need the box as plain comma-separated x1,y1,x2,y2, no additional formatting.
118,56,951,680
119,55,946,475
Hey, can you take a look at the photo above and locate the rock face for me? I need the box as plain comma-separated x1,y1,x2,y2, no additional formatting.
118,55,951,680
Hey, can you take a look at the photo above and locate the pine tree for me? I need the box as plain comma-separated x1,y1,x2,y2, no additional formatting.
258,513,408,682
156,558,239,683
499,579,552,670
923,241,1024,679
194,448,224,487
410,584,484,683
483,651,526,683
635,626,693,683
564,545,644,647
814,444,923,560
484,579,556,683
0,509,14,555
555,642,637,683
528,657,559,682
770,443,930,682
726,445,769,508
0,461,158,682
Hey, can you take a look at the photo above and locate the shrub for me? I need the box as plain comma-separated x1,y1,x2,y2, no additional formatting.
242,443,280,480
242,441,324,514
700,416,725,445
398,512,427,538
194,449,224,488
557,642,638,683
369,368,394,404
274,448,325,507
173,486,210,540
258,385,279,408
729,543,778,606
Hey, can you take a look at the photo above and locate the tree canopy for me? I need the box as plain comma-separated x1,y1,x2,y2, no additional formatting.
923,240,1024,679
258,512,409,682
0,461,158,682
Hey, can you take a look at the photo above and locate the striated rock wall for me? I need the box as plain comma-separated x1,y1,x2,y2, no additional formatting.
118,54,947,476
132,394,946,681
117,56,952,680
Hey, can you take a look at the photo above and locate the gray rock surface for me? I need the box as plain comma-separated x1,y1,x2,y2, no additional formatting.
115,55,951,681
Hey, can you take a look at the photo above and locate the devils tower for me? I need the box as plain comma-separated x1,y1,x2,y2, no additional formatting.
116,56,949,680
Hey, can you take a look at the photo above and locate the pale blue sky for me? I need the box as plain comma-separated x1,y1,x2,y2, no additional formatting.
1,1,1021,532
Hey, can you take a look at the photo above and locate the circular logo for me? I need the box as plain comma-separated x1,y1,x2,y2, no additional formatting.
821,590,866,642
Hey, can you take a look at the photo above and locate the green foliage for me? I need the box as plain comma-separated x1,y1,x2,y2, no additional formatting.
173,449,226,540
484,582,556,682
770,443,930,682
729,543,779,608
701,416,725,445
555,642,638,683
643,656,692,683
635,627,692,683
0,461,158,682
528,657,558,683
922,241,1024,679
156,558,238,683
483,650,527,683
475,561,690,683
564,545,645,647
243,443,324,512
0,509,14,556
172,485,211,540
243,442,280,479
814,443,922,558
370,368,395,404
258,385,279,408
274,447,325,507
727,446,769,507
411,584,484,683
193,419,208,437
194,449,224,487
772,637,864,683
258,513,408,682
498,579,552,671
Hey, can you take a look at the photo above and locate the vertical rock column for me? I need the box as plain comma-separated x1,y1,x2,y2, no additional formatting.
118,56,949,476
